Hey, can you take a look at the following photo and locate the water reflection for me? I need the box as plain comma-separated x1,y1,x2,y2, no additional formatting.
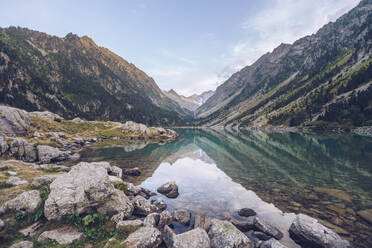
79,129,372,248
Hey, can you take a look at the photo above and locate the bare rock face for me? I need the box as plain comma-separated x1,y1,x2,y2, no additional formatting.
9,241,34,248
0,190,41,214
9,138,37,162
38,226,84,245
37,145,70,164
157,181,179,198
120,226,162,248
0,106,30,135
208,219,253,248
44,162,133,221
163,225,211,248
289,214,352,248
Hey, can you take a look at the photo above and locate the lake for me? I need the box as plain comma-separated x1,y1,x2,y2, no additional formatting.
79,129,372,248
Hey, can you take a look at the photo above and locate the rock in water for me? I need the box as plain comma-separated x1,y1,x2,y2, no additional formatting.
163,225,211,248
144,213,160,227
44,162,133,221
173,209,191,226
120,226,162,248
289,214,352,248
254,217,283,240
151,198,167,211
9,241,34,248
208,219,253,248
261,238,288,248
194,213,212,231
157,181,179,198
38,226,84,245
238,208,256,217
124,167,142,176
0,190,41,214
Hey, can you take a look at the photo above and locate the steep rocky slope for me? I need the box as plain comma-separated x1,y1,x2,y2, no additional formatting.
195,0,372,129
163,89,214,112
0,27,189,126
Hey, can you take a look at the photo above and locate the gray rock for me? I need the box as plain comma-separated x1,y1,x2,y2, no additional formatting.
0,190,41,214
144,213,160,227
6,176,28,186
131,195,159,216
108,175,123,184
173,209,191,226
19,222,43,237
120,226,162,248
38,226,84,245
194,213,212,231
97,189,133,218
151,198,167,211
157,181,179,198
230,216,255,232
124,167,141,176
37,145,69,164
0,136,9,154
208,219,253,248
31,175,59,187
252,231,271,241
109,166,122,178
238,208,256,217
254,217,283,240
0,218,4,231
116,219,143,234
9,241,34,248
9,138,37,162
289,214,352,248
0,106,30,135
164,225,211,248
158,210,172,228
44,162,130,221
261,238,288,248
7,170,17,176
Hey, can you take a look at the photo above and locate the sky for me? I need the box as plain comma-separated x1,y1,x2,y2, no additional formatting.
0,0,360,96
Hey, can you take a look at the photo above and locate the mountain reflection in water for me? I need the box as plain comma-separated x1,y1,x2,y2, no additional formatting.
80,129,372,248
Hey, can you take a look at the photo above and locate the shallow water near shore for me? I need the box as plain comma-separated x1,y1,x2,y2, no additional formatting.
79,129,372,248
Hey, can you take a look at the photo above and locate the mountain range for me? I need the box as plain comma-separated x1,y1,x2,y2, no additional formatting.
0,0,371,129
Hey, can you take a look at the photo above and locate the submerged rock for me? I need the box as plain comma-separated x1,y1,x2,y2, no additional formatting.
124,167,141,176
289,214,352,248
238,208,256,217
120,226,162,248
208,219,253,248
38,226,84,245
9,241,34,248
0,190,41,214
164,225,211,248
254,217,283,240
157,181,179,198
173,209,191,226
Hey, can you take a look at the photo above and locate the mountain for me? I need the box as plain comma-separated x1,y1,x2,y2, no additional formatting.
0,27,190,126
195,0,372,129
163,89,214,112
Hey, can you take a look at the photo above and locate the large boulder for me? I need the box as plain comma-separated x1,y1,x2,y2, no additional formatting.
37,145,70,164
9,138,37,162
164,225,211,248
131,195,159,216
0,106,30,135
38,226,84,245
254,217,283,240
44,162,132,221
9,241,34,248
208,219,253,248
120,226,162,248
289,214,352,248
0,190,41,214
157,181,179,198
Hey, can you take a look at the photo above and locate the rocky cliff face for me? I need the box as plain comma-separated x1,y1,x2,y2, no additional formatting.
195,0,372,129
164,89,214,112
0,28,189,126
